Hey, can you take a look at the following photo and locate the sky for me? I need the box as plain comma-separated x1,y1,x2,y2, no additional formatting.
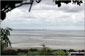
1,0,84,30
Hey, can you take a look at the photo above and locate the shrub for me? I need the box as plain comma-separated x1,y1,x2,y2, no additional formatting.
28,51,40,55
52,50,69,55
1,50,17,55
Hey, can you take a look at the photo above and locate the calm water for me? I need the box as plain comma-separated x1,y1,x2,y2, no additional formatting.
9,29,85,50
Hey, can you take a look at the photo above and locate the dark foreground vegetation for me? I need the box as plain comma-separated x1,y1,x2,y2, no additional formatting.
1,46,84,55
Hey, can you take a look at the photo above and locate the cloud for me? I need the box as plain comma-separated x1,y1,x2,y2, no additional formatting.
1,0,84,30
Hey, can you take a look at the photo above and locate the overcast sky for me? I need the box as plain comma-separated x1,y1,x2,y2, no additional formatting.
1,0,84,30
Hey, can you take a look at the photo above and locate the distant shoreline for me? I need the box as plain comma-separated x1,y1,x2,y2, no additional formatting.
12,29,84,31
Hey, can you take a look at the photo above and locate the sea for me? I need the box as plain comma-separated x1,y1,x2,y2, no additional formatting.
9,29,85,50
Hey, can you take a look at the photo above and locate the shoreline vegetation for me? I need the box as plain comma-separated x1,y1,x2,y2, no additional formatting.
2,44,85,55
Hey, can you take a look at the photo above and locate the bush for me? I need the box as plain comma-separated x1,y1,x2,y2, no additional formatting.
18,53,27,56
39,48,52,55
17,49,28,53
28,47,52,55
29,48,38,52
52,50,69,55
1,50,17,55
28,51,40,55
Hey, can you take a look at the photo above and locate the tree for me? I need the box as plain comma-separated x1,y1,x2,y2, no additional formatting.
0,0,83,20
55,0,83,7
0,27,12,50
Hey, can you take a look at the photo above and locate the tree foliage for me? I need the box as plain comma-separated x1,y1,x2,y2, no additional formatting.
0,27,12,50
55,0,83,7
